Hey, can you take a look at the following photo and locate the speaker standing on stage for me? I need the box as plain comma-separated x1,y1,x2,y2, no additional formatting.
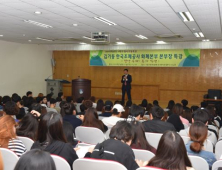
121,69,132,104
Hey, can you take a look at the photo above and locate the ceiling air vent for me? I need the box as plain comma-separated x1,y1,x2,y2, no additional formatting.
155,34,183,39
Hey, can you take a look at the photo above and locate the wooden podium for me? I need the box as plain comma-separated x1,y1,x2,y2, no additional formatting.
72,79,91,101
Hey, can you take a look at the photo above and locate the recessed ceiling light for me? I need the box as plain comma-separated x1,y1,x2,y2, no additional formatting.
202,39,210,42
73,24,78,26
116,42,125,45
28,40,32,42
156,41,166,44
135,35,148,39
35,11,42,14
36,37,53,41
79,42,87,45
178,12,194,22
0,35,3,37
24,20,52,28
194,32,204,38
94,17,117,26
82,36,95,40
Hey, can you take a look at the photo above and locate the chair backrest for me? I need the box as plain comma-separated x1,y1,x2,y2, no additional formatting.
98,116,106,120
208,125,218,133
203,139,214,152
188,155,209,170
105,128,111,139
212,160,222,170
0,148,19,170
181,135,190,144
137,167,166,170
215,140,222,159
145,132,162,149
219,127,222,138
17,136,34,151
75,126,105,145
73,158,127,170
132,149,155,162
183,123,189,129
51,154,71,170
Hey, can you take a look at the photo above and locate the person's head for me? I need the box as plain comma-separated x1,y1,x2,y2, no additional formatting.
112,104,125,114
56,97,62,102
167,100,175,110
141,99,148,107
29,103,42,113
189,121,208,153
89,96,96,103
110,121,133,145
12,93,18,98
58,92,64,99
130,121,153,150
12,95,21,104
49,98,56,108
60,102,76,117
104,100,113,112
191,105,199,112
16,113,39,140
38,93,44,97
37,112,66,144
46,94,52,101
96,99,104,112
14,149,56,170
35,97,43,104
148,131,191,170
112,108,121,117
66,96,73,103
200,101,208,108
80,103,87,113
2,95,11,105
123,68,128,75
0,115,16,148
150,106,164,120
182,108,192,123
3,101,19,116
77,97,84,103
193,109,209,124
125,100,132,107
23,97,35,108
63,121,77,146
129,104,144,120
172,103,183,115
83,100,93,109
181,99,188,107
42,96,47,104
26,91,32,97
153,100,159,106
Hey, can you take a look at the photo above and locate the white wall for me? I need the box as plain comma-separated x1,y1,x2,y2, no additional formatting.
0,40,52,97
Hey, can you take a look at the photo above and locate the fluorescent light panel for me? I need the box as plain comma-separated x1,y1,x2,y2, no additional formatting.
116,42,125,45
156,41,166,44
79,42,87,45
83,36,95,40
24,20,52,28
202,39,210,42
135,35,148,39
36,37,53,41
178,12,194,22
194,32,204,38
94,17,117,26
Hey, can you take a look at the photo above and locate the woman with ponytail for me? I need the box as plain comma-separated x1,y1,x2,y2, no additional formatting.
186,121,216,169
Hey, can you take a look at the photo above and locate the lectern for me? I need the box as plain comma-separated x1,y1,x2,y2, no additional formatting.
45,79,70,98
72,79,91,101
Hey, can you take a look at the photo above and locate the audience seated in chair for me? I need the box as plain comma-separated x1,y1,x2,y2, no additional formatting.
0,115,26,157
96,99,104,115
14,149,56,170
102,105,124,127
99,100,113,117
63,121,78,147
142,106,176,133
179,109,217,145
46,98,58,113
85,121,147,170
130,121,156,154
185,121,217,169
181,99,190,111
80,107,108,132
166,100,175,117
128,104,146,121
31,112,78,169
167,103,185,132
148,131,194,170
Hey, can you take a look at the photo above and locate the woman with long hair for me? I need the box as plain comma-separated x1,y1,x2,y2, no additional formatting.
130,121,156,154
148,131,193,170
14,149,56,170
0,115,26,157
81,107,107,132
16,113,39,140
96,99,104,114
31,112,78,169
186,121,216,169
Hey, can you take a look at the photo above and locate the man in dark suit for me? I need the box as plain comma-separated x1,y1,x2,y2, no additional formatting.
121,69,132,104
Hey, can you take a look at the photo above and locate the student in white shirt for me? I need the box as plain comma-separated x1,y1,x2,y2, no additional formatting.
102,104,124,126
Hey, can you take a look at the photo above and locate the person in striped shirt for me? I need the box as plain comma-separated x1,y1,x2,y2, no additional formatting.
0,115,26,157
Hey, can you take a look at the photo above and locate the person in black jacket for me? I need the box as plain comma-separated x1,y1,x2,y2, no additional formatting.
143,106,176,133
85,121,145,170
31,112,78,169
121,69,132,104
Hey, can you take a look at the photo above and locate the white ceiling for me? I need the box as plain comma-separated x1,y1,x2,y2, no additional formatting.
0,0,221,44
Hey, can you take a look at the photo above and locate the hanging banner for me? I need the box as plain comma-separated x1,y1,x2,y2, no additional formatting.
89,49,200,67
